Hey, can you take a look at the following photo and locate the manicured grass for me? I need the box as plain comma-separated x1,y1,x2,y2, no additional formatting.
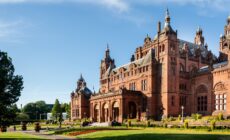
0,132,43,139
75,128,230,140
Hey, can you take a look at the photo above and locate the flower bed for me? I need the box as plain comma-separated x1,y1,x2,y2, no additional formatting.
68,130,102,136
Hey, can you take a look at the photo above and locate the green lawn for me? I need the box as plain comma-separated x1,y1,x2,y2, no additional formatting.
75,128,230,140
0,132,43,140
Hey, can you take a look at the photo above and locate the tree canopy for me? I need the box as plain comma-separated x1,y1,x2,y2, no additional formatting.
0,50,23,129
22,100,50,120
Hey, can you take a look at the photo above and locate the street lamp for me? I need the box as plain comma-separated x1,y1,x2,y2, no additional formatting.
181,106,184,122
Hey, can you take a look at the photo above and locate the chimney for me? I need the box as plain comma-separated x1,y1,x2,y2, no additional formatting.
158,21,161,33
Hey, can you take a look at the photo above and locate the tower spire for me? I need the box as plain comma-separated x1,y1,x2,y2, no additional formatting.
165,8,171,27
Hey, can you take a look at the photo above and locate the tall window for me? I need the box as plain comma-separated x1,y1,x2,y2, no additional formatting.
171,96,175,106
215,94,227,111
180,96,187,106
129,82,136,91
76,109,79,117
141,79,147,91
197,96,207,112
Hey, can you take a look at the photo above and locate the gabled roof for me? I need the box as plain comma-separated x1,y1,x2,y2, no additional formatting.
179,39,217,60
110,48,154,74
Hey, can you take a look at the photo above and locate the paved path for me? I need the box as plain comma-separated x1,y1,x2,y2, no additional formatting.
23,130,78,140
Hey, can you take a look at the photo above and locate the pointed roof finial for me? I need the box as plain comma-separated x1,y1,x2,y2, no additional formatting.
106,43,109,51
78,73,84,82
166,8,170,18
164,8,171,27
197,26,202,33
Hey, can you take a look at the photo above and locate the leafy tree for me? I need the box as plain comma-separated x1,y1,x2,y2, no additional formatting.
22,100,49,120
52,99,61,121
16,113,30,122
52,99,63,128
0,51,23,131
61,103,70,121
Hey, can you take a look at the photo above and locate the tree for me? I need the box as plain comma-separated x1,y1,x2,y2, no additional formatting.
0,51,23,132
61,103,70,121
22,100,49,120
52,99,63,128
16,113,30,122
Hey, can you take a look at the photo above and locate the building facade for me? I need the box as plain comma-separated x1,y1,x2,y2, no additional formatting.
71,10,230,122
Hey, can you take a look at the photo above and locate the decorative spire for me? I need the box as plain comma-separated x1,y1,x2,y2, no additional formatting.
164,8,171,27
227,15,230,24
106,43,109,51
78,73,84,82
196,26,202,34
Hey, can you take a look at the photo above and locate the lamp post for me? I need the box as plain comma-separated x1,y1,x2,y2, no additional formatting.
181,106,184,122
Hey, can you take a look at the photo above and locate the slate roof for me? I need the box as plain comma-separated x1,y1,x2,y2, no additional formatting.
109,48,154,74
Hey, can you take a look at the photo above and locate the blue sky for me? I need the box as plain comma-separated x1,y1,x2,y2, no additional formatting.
0,0,230,107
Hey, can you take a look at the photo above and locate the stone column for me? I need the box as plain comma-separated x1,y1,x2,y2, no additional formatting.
119,98,123,122
109,100,111,122
99,102,101,123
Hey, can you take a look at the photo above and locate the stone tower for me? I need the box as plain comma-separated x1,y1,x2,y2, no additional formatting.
219,16,230,61
194,26,205,46
99,45,115,93
155,9,179,118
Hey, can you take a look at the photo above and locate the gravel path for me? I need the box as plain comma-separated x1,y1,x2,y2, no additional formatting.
23,130,78,140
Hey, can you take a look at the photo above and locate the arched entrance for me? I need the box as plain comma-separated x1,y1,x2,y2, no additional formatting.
128,101,137,119
94,104,99,122
112,101,119,121
102,103,109,122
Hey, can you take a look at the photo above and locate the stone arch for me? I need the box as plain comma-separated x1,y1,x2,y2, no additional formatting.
102,102,109,122
128,101,137,119
112,101,119,121
196,84,208,94
94,104,99,122
223,42,228,49
214,82,227,92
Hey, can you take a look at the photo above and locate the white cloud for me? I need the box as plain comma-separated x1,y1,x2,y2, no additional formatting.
130,0,230,12
0,0,229,13
0,20,27,43
0,0,129,13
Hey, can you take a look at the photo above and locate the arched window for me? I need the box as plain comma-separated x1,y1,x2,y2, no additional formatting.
223,43,228,49
162,44,165,52
196,85,208,112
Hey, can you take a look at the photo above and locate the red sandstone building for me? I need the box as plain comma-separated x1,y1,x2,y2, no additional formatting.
71,9,230,122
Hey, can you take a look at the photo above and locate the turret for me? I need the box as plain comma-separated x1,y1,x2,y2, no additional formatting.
194,26,205,46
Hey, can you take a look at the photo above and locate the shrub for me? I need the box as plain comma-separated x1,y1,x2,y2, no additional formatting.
81,121,90,127
0,126,7,132
210,120,216,130
111,120,121,126
127,120,131,128
196,114,202,120
163,123,167,128
34,122,41,132
218,113,224,121
184,121,189,129
21,122,27,131
178,115,181,121
191,113,202,120
146,121,151,127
